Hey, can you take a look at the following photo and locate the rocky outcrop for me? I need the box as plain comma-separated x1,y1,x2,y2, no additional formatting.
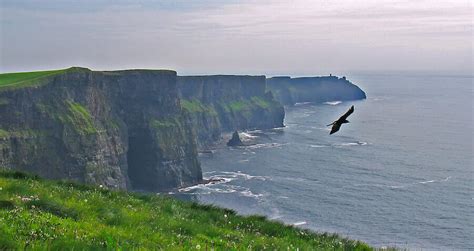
267,76,366,105
177,75,285,147
226,131,243,147
0,68,201,191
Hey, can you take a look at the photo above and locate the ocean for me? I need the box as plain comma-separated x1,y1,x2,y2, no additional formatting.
176,74,473,250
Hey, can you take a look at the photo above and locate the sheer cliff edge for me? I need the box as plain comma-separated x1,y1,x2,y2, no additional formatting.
0,68,201,191
0,68,366,191
267,76,366,105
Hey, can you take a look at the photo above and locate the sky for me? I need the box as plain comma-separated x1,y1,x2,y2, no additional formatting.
0,0,472,76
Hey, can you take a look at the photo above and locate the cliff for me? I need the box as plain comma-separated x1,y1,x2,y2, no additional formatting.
177,75,285,147
0,67,201,191
267,76,366,105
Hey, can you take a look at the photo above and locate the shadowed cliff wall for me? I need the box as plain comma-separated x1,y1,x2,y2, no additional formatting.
0,68,201,191
267,76,366,105
177,75,285,147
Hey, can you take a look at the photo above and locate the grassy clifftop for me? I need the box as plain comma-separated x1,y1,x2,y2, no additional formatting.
0,69,67,90
0,68,90,91
0,171,372,250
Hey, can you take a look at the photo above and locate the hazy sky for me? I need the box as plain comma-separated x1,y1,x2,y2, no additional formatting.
1,0,472,75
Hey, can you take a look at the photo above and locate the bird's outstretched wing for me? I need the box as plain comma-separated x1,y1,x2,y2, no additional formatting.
329,123,341,135
339,105,354,121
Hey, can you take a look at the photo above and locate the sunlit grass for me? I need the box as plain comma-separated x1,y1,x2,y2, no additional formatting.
0,170,376,250
0,69,68,89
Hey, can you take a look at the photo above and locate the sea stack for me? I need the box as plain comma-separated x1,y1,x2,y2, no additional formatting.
227,131,243,146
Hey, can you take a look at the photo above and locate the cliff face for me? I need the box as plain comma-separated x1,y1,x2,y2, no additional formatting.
0,68,201,191
267,76,366,105
177,75,285,147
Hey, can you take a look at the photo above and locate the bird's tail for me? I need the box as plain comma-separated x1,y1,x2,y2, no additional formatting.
326,122,335,126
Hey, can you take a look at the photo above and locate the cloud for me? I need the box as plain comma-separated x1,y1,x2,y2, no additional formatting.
0,0,472,74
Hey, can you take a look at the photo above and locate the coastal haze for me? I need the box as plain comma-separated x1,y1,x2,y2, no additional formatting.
1,0,472,75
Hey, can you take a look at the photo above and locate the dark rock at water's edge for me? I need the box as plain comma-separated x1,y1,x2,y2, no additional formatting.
227,131,244,146
200,177,226,185
0,67,202,192
267,75,366,105
177,75,285,148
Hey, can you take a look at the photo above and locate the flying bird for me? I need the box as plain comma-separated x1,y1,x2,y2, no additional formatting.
327,105,354,135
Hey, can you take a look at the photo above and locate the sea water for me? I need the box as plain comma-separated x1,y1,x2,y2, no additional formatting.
177,74,473,250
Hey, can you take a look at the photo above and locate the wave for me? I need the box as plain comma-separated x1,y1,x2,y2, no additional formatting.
218,171,269,181
402,176,452,188
240,132,258,140
240,189,264,198
294,102,313,106
246,143,286,150
310,144,328,148
178,171,268,201
324,101,342,106
241,151,256,155
418,180,437,184
177,176,234,193
337,141,368,147
292,221,307,226
246,129,263,134
350,176,452,190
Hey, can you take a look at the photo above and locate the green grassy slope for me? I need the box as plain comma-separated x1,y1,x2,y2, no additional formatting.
0,67,80,90
0,171,373,250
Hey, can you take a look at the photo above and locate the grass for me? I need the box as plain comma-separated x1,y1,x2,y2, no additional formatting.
222,96,273,114
0,69,68,90
0,129,8,138
251,96,271,109
232,96,271,111
0,170,374,250
58,101,96,135
150,117,180,129
0,67,90,91
181,99,218,116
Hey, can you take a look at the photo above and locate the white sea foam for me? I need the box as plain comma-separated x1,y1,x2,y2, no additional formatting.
293,221,307,226
246,129,263,134
294,102,313,106
238,159,250,163
418,180,436,184
240,132,258,140
178,170,269,199
418,176,451,185
240,189,264,198
338,141,368,147
324,101,342,105
353,176,454,190
178,184,206,192
246,143,286,149
219,171,269,181
178,175,234,193
310,144,328,148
